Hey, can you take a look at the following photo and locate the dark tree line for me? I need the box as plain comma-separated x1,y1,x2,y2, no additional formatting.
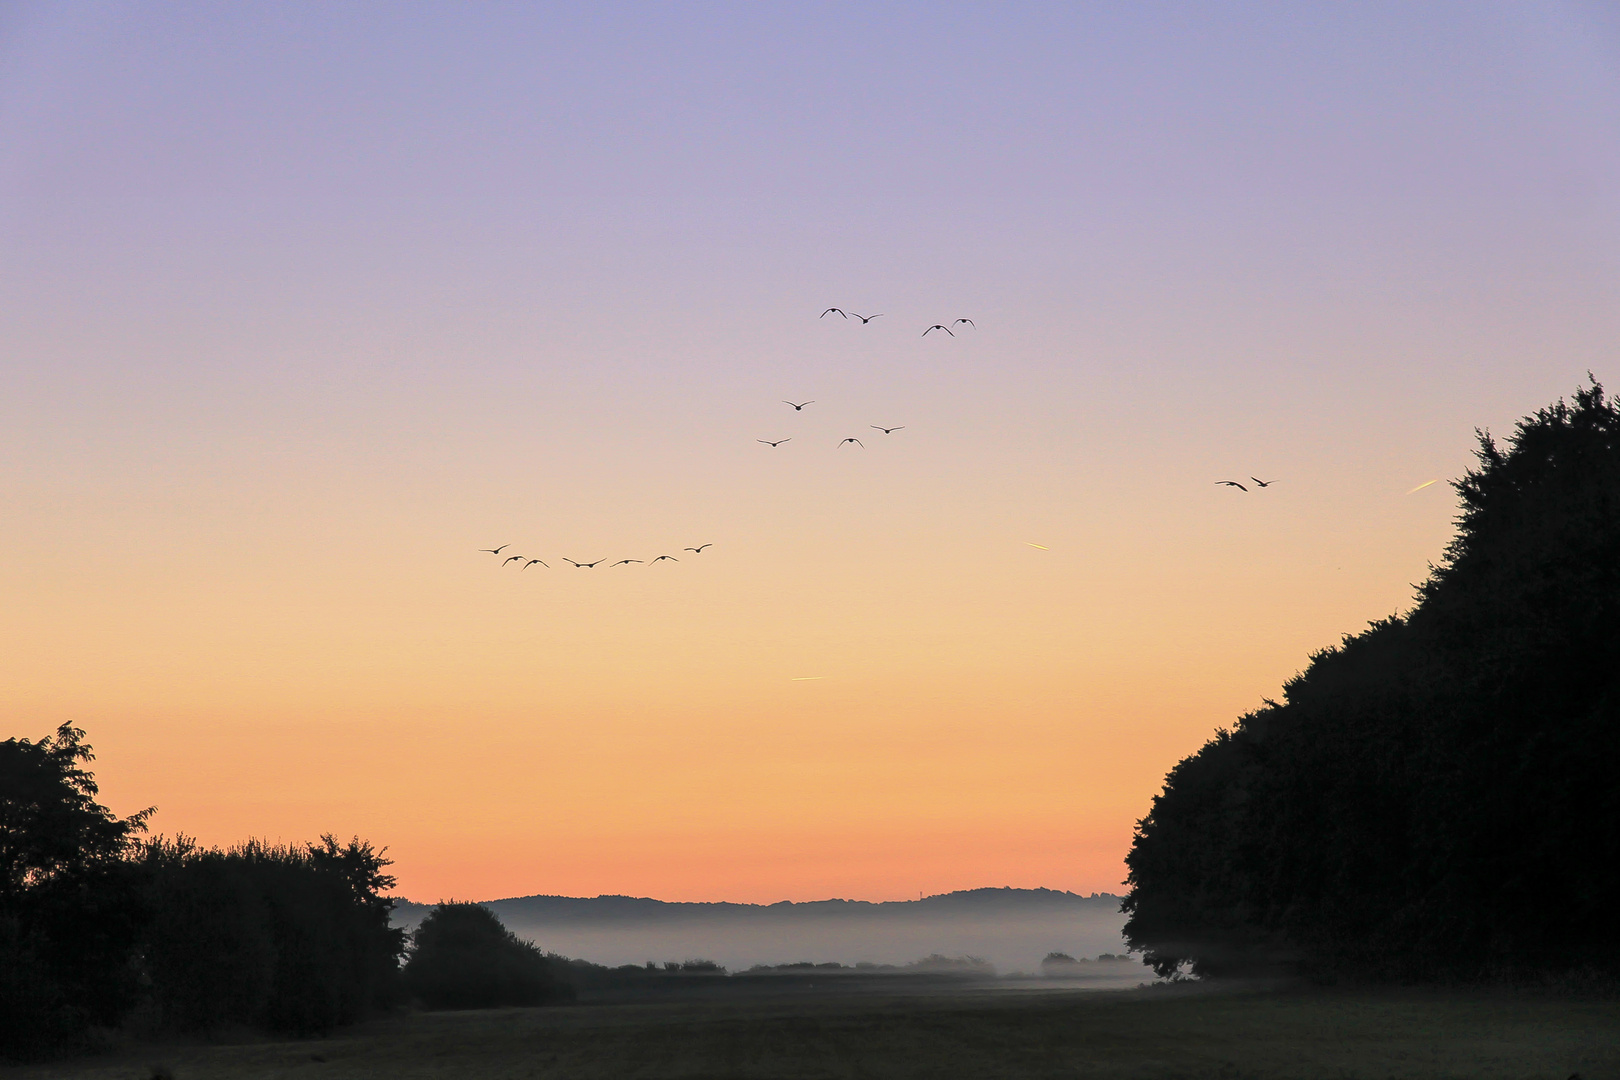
0,724,406,1060
1123,379,1620,980
1,723,584,1061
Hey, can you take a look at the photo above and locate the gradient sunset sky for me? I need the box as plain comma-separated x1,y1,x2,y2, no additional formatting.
3,3,1617,903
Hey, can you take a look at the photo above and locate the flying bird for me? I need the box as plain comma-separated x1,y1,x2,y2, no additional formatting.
611,559,643,567
922,325,954,337
480,545,510,555
684,544,712,553
651,555,679,563
502,555,526,566
783,400,815,411
563,558,604,568
522,559,547,570
871,425,905,434
849,312,883,324
952,318,975,328
1216,481,1248,491
820,308,847,319
1250,477,1274,488
758,438,791,447
838,437,864,448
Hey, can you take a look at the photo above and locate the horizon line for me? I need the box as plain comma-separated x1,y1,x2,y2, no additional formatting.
394,885,1126,906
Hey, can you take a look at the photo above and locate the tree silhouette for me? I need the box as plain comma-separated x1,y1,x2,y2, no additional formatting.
1,725,153,1059
1123,378,1620,980
1,726,405,1058
0,724,151,905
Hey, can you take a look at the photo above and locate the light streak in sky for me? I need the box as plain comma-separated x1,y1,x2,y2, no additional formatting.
1025,543,1049,550
1406,479,1440,494
790,676,827,681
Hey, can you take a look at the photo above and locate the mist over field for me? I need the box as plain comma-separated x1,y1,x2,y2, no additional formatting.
392,888,1129,975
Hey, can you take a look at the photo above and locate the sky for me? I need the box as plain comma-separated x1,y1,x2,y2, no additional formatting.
2,2,1617,904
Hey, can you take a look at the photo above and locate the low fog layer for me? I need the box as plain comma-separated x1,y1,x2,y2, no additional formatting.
393,888,1130,975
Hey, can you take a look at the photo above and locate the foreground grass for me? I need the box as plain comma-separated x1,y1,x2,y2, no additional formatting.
13,980,1619,1079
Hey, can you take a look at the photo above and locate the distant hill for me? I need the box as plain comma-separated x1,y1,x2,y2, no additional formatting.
393,888,1121,930
391,888,1129,973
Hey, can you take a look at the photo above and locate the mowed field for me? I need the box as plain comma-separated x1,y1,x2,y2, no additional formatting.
15,980,1619,1080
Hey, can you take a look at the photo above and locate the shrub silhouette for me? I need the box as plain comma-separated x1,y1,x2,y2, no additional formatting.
404,903,572,1009
1123,379,1620,980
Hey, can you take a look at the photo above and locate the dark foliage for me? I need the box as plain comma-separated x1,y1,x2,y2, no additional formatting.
0,724,154,905
136,834,407,1035
0,723,405,1060
1123,379,1620,980
0,725,152,1059
404,903,573,1009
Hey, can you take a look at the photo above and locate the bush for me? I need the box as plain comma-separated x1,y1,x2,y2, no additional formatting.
404,903,572,1009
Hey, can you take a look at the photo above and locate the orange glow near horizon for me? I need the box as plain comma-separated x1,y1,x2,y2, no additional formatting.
17,470,1463,903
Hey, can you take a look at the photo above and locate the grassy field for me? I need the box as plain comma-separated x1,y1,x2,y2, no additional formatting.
14,979,1619,1080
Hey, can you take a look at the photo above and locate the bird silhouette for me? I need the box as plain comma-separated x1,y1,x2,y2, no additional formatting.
839,437,864,448
783,400,814,410
758,438,791,447
1216,481,1248,491
848,312,883,324
522,559,547,570
820,308,847,319
684,544,712,553
563,558,605,568
1250,477,1274,488
952,318,975,328
651,555,679,563
611,559,643,567
502,555,526,566
480,545,510,555
922,325,954,337
871,425,905,434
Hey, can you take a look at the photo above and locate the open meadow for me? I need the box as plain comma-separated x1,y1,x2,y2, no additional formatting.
16,979,1618,1080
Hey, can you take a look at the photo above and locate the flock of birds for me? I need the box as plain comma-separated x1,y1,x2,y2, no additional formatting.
757,403,906,450
756,307,978,451
479,543,713,571
479,307,1275,575
819,308,976,337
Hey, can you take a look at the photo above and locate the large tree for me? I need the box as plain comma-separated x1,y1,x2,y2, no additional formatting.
1123,379,1620,979
1,725,154,1058
0,724,152,904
